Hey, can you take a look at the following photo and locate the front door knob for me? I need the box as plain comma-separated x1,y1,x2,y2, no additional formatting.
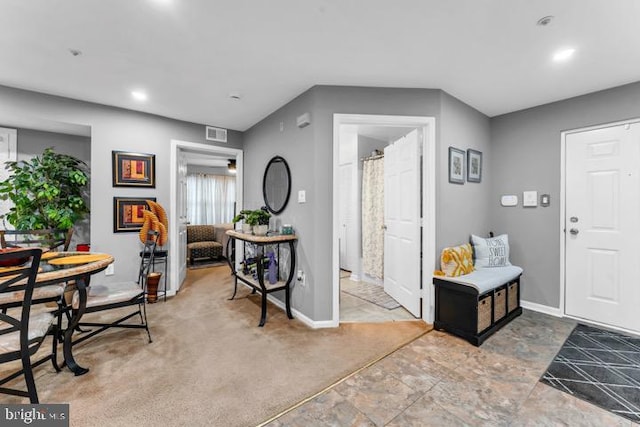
569,228,579,235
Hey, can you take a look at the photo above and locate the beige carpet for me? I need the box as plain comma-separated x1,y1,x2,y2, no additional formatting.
187,258,228,269
1,266,428,426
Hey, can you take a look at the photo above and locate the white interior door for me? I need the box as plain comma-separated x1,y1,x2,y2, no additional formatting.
384,129,421,317
177,150,188,289
565,123,640,333
339,162,358,271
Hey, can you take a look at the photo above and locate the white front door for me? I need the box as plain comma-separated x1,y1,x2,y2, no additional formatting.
565,123,640,333
384,129,421,317
177,150,188,289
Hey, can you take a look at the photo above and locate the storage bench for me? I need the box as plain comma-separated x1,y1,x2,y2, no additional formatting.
433,266,523,346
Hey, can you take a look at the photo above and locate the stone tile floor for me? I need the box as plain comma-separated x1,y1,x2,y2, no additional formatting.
268,310,637,426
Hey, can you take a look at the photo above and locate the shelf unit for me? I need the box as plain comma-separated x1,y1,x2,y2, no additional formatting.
225,230,298,326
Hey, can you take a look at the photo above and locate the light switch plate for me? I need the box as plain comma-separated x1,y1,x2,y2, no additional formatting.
523,191,538,207
298,190,306,203
540,194,550,207
500,195,518,207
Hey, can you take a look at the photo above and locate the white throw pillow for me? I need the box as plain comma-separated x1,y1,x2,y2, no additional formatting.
471,234,511,268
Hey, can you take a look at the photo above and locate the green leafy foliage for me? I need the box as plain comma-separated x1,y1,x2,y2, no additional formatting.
232,208,271,226
0,147,89,230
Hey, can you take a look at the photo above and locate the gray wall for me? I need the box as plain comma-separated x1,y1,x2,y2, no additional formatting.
244,85,492,322
0,85,242,287
12,128,92,248
15,128,91,163
490,80,640,308
243,89,316,317
439,92,493,247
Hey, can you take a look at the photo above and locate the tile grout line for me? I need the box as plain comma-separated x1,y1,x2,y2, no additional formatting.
256,326,432,427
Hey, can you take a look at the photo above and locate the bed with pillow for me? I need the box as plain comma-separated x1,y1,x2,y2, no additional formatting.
432,234,523,346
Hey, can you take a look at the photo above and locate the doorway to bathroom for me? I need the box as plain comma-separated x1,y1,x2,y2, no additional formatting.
332,114,436,325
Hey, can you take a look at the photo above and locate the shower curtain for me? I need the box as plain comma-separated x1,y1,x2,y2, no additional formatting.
362,156,384,279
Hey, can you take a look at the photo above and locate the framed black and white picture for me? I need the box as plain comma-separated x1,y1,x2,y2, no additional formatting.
467,149,482,183
448,147,465,184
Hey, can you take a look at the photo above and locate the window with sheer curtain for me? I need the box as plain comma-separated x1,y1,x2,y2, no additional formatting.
186,174,236,225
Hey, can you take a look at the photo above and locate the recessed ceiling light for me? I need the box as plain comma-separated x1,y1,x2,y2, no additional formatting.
131,91,148,101
537,16,554,26
553,48,576,62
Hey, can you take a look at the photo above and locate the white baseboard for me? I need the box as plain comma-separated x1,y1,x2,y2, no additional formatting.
520,300,563,317
266,294,338,329
234,281,336,328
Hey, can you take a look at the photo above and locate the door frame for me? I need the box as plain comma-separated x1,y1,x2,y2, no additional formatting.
169,139,243,295
560,117,640,334
331,114,436,326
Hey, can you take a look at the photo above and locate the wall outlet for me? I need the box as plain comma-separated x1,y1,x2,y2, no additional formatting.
105,264,114,276
298,190,306,203
297,269,305,286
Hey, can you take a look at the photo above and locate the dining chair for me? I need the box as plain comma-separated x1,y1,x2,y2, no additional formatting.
0,247,56,403
70,230,158,346
0,228,75,354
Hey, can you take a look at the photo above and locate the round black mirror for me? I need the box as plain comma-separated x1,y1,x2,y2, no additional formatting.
262,156,291,215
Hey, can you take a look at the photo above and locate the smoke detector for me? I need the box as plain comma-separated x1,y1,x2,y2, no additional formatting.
537,16,554,26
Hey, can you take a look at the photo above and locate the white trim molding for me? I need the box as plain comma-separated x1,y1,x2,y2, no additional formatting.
169,139,243,294
258,287,335,329
520,300,563,317
331,114,436,326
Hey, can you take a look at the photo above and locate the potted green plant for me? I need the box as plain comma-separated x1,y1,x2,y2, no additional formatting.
0,147,89,231
233,208,271,235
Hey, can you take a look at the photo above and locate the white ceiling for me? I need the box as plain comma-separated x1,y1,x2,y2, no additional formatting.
1,0,639,131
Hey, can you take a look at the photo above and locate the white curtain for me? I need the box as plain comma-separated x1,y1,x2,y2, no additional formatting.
362,157,384,279
186,174,236,225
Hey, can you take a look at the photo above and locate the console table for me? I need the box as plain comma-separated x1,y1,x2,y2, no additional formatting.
225,230,297,326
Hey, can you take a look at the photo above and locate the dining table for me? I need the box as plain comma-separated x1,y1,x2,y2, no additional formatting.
26,251,113,376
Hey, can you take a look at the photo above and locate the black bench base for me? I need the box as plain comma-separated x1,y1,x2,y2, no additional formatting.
433,275,522,346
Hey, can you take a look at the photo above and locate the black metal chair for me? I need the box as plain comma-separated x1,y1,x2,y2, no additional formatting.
0,229,75,356
70,231,158,346
0,228,74,252
0,248,56,403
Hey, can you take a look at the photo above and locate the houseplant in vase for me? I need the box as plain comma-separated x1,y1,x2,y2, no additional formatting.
0,147,89,232
233,208,271,235
233,210,253,233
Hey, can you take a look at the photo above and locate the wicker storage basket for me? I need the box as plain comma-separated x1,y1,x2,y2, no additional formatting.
494,287,506,321
508,282,518,313
477,294,492,333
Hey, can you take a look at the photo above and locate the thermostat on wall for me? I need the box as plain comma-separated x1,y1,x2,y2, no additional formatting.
523,191,538,207
501,195,518,207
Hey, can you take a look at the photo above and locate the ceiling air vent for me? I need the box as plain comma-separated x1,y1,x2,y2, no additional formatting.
206,126,228,143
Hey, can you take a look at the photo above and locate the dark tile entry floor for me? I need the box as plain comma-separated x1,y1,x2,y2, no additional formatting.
269,310,637,426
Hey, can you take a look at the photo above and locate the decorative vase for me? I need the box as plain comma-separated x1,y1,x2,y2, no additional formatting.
146,272,162,303
76,243,90,252
253,225,268,236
